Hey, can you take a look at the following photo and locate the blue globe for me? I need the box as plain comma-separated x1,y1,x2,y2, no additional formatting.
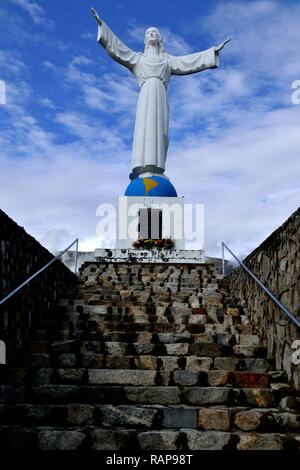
125,176,177,197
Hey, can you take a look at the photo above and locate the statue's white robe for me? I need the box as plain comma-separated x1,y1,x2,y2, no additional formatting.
98,22,219,178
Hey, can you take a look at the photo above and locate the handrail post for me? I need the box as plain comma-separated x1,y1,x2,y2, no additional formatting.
222,242,225,276
74,239,79,274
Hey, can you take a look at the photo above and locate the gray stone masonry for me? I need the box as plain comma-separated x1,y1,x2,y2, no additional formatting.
0,260,299,450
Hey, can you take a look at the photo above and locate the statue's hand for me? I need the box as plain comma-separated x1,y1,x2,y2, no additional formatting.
215,37,231,52
91,7,102,26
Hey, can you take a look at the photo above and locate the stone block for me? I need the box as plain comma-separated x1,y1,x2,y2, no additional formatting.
184,430,231,450
239,335,260,348
237,433,284,450
273,412,300,431
190,343,221,357
134,356,158,370
126,387,180,405
165,343,189,356
59,353,77,368
81,341,102,354
135,344,155,355
160,356,180,371
207,371,230,386
57,369,85,384
244,389,275,408
100,405,158,428
105,355,131,369
234,410,264,431
182,387,229,405
173,370,199,386
137,332,153,343
138,431,179,450
233,345,256,357
234,372,268,388
279,396,300,411
189,315,206,324
227,308,240,317
158,332,191,344
163,407,197,429
240,358,269,371
193,333,214,344
81,353,104,368
105,342,126,355
185,357,213,371
198,408,231,431
90,429,136,450
38,430,86,450
88,369,156,386
214,357,239,371
67,404,94,425
31,385,79,404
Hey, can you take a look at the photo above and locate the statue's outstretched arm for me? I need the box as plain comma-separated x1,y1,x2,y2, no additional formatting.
170,37,231,76
91,7,139,71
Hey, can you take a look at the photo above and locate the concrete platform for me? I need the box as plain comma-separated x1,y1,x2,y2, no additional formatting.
60,249,227,273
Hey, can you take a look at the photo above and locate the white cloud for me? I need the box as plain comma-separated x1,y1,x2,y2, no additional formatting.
0,50,27,77
71,55,95,67
81,32,95,41
11,0,54,28
40,97,55,108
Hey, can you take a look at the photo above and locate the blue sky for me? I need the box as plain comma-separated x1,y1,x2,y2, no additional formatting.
0,0,300,257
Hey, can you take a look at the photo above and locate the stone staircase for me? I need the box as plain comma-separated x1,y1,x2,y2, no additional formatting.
0,262,299,450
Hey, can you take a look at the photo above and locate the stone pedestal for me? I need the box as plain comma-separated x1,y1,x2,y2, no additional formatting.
117,196,185,250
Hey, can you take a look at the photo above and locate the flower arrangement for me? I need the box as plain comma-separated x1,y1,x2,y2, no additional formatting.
132,238,174,250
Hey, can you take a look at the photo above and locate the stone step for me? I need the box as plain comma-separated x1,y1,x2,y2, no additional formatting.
24,342,267,366
32,326,254,344
0,385,285,407
33,321,253,339
0,403,299,434
0,367,272,388
0,425,297,450
5,356,271,376
0,358,273,385
23,340,266,370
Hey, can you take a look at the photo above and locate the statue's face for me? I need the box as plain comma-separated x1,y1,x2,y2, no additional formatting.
145,27,161,46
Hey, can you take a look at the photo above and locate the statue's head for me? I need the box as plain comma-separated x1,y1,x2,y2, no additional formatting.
144,27,165,54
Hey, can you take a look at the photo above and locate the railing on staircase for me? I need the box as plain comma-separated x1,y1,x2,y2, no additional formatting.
0,238,79,306
221,241,300,329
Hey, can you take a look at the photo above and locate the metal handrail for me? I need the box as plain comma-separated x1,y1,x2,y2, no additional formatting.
222,241,300,329
0,238,79,307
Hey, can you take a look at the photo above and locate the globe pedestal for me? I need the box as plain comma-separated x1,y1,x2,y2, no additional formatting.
125,174,177,198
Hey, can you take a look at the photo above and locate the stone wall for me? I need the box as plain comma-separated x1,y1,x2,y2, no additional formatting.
229,207,300,390
0,210,76,365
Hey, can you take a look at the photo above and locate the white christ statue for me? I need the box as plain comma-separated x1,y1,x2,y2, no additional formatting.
91,8,230,180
